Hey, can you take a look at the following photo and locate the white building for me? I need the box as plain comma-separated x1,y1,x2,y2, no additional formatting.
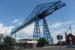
16,39,38,48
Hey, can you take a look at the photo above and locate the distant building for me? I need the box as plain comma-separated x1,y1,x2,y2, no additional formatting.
66,33,75,45
16,39,38,49
57,33,75,46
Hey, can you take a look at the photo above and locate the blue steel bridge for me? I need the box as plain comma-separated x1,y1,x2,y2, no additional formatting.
11,0,66,45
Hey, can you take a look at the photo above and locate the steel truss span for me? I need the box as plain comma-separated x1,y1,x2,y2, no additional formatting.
11,1,66,35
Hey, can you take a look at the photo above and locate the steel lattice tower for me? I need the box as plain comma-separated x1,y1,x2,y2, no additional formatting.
43,18,53,44
33,18,40,39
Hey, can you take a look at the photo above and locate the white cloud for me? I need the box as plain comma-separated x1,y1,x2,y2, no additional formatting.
0,23,3,27
50,21,73,30
13,19,20,25
0,23,14,35
44,21,75,43
12,19,23,26
16,23,34,39
0,19,75,44
14,20,75,42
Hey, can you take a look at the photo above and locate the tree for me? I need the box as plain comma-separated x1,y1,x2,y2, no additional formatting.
4,36,15,50
0,34,3,45
37,38,48,47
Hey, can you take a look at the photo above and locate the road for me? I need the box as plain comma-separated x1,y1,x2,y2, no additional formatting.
23,46,75,50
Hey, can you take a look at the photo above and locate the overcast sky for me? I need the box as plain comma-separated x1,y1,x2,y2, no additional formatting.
0,0,75,43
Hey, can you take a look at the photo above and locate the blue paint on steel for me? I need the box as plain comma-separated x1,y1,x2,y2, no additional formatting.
11,1,66,36
33,18,40,39
43,18,53,45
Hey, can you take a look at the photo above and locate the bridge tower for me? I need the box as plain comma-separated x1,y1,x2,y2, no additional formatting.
33,18,41,39
43,18,53,45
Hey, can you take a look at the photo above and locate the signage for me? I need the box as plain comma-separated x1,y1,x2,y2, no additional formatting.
57,35,63,40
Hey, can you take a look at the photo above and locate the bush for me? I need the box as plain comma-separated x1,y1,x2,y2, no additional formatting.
37,38,48,47
4,36,15,50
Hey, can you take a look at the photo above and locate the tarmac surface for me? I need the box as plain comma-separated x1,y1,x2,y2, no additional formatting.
23,46,75,50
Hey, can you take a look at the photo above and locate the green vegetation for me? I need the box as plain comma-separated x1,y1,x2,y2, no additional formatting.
37,38,48,47
4,36,15,49
0,35,15,50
